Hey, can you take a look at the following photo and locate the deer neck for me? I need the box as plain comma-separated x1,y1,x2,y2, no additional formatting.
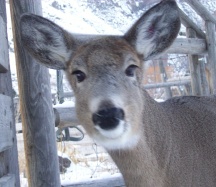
107,91,170,187
108,140,164,187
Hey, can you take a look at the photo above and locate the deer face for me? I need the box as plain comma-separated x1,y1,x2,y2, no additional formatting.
20,0,180,150
66,38,144,149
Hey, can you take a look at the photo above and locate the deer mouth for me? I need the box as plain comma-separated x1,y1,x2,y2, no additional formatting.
92,120,140,150
94,120,127,139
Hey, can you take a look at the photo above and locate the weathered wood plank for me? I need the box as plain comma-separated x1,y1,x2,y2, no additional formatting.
199,57,210,96
62,176,125,187
158,58,172,99
178,8,206,39
57,70,65,103
0,1,20,185
10,0,61,186
0,174,15,187
0,94,13,152
54,107,79,127
205,21,216,94
0,16,9,72
186,28,202,96
184,0,216,24
146,80,191,89
167,38,206,55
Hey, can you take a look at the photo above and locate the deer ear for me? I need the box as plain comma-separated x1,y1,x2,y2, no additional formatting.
124,0,180,61
20,14,74,70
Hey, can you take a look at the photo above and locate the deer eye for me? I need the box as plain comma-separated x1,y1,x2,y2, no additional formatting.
72,70,86,83
125,65,138,77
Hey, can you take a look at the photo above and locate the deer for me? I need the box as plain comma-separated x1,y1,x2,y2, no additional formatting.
20,0,216,186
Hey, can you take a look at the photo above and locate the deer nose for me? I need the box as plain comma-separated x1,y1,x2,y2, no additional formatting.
92,107,124,130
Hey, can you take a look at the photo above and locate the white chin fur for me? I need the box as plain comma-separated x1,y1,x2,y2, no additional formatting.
94,120,125,139
93,121,140,150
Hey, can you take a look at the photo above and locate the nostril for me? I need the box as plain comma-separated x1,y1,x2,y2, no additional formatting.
114,108,124,120
92,107,124,130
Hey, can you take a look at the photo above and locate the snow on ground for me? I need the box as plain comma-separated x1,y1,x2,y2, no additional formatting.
54,99,75,108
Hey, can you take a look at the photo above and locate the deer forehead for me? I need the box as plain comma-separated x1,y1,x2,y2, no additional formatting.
68,37,141,73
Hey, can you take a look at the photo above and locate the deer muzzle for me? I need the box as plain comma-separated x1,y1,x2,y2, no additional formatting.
92,107,125,130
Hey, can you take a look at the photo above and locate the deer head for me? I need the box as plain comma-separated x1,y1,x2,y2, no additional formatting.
20,0,180,150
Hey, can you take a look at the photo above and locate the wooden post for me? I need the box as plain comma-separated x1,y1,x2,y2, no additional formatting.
205,21,216,94
0,174,15,187
0,7,9,73
158,58,172,99
199,57,210,96
0,0,20,186
0,95,13,152
10,0,61,186
184,0,216,94
57,70,64,104
186,28,202,96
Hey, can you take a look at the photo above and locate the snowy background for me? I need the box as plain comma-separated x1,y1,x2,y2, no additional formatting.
7,0,216,95
5,0,216,186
